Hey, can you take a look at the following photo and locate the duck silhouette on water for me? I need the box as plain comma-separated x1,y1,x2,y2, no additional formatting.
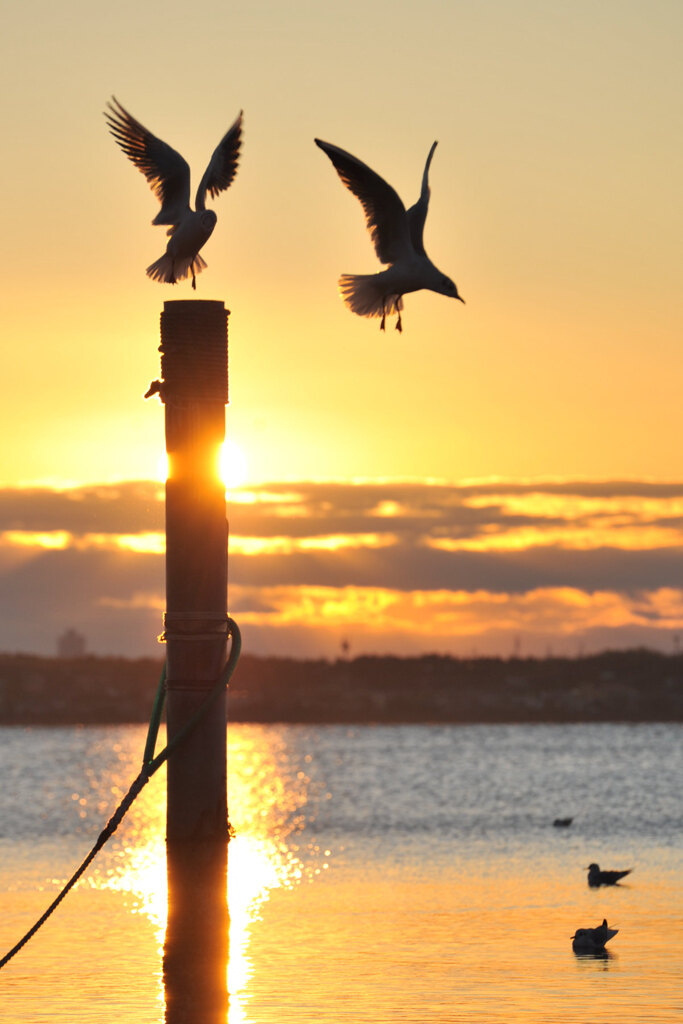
572,919,618,953
587,862,632,887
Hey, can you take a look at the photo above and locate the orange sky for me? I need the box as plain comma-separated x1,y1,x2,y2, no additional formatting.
0,2,682,656
1,0,682,487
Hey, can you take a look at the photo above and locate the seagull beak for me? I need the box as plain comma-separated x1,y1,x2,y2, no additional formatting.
456,295,465,304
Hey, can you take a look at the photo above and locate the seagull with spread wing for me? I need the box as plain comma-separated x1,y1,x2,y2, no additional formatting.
571,918,619,953
105,98,242,289
586,863,633,887
315,138,464,331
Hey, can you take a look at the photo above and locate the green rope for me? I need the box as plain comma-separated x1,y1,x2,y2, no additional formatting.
0,616,241,972
143,661,167,768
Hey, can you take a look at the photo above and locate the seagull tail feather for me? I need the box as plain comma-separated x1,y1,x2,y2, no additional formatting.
338,274,402,319
146,253,208,285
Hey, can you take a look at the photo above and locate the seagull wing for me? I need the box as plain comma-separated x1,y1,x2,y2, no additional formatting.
196,111,243,211
104,97,191,226
406,141,437,255
315,139,413,264
604,869,632,884
595,920,618,944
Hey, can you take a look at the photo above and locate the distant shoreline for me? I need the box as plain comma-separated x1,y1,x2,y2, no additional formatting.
0,648,681,725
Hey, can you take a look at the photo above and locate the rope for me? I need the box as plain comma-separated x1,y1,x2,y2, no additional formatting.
0,616,241,971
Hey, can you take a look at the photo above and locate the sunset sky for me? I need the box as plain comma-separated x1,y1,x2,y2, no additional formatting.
1,1,682,658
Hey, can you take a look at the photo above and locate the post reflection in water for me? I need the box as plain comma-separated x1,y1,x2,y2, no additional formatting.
99,725,308,1024
164,840,229,1023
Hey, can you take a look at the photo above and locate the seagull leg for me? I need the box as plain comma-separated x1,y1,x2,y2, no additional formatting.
380,301,386,332
169,260,177,285
395,307,403,333
191,267,197,290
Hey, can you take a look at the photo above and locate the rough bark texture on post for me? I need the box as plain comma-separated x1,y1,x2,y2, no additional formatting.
158,299,230,1023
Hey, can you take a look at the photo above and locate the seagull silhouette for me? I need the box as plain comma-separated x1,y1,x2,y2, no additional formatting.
571,919,618,952
315,138,464,332
587,863,632,887
105,98,242,289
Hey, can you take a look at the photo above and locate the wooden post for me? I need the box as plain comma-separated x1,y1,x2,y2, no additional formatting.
157,299,230,1023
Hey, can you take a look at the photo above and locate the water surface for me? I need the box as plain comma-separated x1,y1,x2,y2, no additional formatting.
0,723,680,1022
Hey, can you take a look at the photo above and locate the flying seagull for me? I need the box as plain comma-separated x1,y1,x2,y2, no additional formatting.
315,137,464,332
587,863,632,887
571,919,618,952
104,98,242,289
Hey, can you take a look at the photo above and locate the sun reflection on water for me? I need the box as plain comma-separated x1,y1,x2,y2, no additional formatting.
94,724,310,1023
225,725,310,1023
226,835,299,1023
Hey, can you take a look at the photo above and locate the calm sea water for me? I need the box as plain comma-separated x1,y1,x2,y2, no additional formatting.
0,722,681,1023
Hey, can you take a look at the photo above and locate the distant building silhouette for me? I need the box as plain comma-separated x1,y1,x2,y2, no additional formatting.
57,628,87,658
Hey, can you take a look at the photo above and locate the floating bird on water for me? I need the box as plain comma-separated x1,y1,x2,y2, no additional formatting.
587,863,632,887
105,98,242,289
553,817,573,827
315,138,464,332
571,919,618,952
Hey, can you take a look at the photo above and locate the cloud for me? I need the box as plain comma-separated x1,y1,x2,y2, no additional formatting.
0,544,164,656
225,584,683,659
3,476,682,541
1,477,683,656
0,482,163,534
227,544,683,594
459,480,683,499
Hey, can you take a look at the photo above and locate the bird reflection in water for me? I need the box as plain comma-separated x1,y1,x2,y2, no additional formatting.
572,947,615,971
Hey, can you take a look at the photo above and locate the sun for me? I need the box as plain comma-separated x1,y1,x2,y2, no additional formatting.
219,439,248,489
156,440,248,489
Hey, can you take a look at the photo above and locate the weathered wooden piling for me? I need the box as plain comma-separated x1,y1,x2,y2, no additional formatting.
156,299,230,1022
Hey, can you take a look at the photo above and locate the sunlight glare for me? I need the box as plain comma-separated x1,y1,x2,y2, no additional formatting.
220,440,248,489
156,452,169,483
95,724,308,1024
156,440,247,488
